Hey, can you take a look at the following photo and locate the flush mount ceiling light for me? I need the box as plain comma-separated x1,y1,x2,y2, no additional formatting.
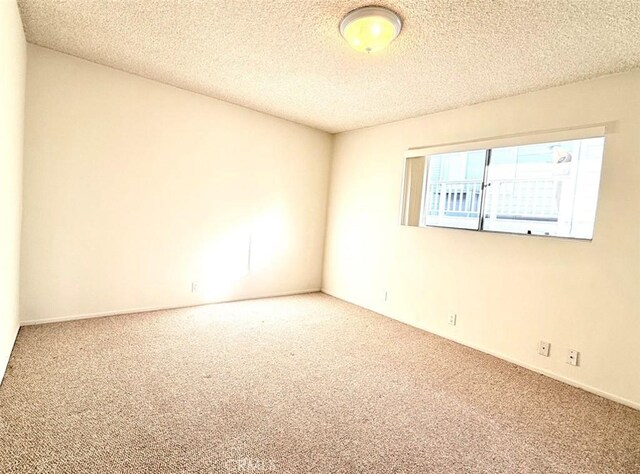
340,6,402,53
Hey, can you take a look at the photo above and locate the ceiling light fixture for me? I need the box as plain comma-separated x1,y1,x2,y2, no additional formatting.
340,6,402,53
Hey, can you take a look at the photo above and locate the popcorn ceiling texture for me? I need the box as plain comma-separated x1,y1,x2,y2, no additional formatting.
1,294,640,472
15,0,640,133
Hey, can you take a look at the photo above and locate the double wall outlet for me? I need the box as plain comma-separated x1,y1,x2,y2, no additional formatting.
191,281,198,293
566,349,579,366
448,314,457,326
538,341,550,357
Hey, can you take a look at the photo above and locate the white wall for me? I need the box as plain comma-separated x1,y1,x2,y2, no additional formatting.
323,71,640,408
21,45,332,323
0,0,26,382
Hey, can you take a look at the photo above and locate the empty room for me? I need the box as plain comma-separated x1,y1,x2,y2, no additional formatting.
1,0,639,472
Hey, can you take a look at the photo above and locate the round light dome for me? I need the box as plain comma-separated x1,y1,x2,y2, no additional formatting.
340,6,402,53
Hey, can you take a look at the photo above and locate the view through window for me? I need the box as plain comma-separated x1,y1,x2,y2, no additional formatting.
403,136,605,239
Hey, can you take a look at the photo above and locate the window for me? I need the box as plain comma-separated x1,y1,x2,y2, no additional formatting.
401,136,605,239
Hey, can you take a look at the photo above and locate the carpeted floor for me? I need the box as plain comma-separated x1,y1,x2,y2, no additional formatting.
1,293,639,473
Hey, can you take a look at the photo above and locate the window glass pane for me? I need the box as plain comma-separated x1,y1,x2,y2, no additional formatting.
482,137,604,239
423,149,486,230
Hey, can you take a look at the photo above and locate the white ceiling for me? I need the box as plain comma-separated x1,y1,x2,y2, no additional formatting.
17,0,640,133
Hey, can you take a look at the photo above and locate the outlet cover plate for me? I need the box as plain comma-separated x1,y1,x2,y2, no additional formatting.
538,341,550,357
566,349,579,366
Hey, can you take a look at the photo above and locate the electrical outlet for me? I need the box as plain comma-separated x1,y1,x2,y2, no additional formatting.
191,282,198,293
566,349,579,366
449,314,457,326
538,341,550,357
384,291,388,302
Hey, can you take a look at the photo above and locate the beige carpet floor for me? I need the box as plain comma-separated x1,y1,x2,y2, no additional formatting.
1,293,639,473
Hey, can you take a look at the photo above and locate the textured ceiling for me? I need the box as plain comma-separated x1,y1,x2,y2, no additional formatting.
17,0,640,133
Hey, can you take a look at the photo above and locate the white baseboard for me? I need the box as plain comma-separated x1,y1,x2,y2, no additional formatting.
20,288,321,326
321,288,640,412
0,323,20,386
